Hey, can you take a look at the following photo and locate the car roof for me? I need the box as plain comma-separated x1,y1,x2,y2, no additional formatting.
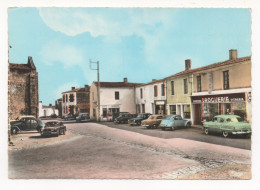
215,115,240,118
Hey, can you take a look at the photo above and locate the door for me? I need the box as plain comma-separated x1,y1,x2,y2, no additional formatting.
194,104,202,125
30,119,38,130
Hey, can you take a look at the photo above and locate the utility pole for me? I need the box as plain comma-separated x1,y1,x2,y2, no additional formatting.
90,60,100,122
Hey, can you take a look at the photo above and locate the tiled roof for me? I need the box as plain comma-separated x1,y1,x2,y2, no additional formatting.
165,56,251,79
62,88,80,93
136,79,166,87
9,63,31,70
93,82,142,88
43,106,56,109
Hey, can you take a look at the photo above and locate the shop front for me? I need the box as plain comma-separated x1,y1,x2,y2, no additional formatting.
192,93,249,125
154,100,166,115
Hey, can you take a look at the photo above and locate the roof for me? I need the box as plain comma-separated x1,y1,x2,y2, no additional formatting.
78,88,90,92
166,56,251,79
9,63,31,70
62,88,80,93
42,106,56,109
136,79,166,87
93,81,142,88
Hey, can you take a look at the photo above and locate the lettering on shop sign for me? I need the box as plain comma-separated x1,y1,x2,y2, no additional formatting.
202,97,230,103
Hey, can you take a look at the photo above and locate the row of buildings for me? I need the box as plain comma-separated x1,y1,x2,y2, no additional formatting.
59,49,251,125
8,49,251,125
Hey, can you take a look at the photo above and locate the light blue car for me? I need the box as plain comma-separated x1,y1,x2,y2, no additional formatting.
159,114,191,131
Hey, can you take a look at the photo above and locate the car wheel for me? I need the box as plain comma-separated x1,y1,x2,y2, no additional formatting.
222,131,229,138
12,128,17,135
147,126,150,129
63,129,66,135
186,123,191,128
204,128,209,135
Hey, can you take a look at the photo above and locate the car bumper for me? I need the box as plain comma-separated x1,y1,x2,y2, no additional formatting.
232,131,251,135
41,131,59,136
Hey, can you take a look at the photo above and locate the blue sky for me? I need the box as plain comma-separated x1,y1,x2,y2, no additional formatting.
8,8,251,105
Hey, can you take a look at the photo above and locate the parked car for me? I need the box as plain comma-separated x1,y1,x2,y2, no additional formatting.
114,113,134,124
41,121,66,137
63,113,76,120
203,115,251,138
76,113,91,122
141,114,164,129
50,113,58,118
112,112,130,121
10,118,45,134
128,113,152,126
159,114,191,130
10,115,36,123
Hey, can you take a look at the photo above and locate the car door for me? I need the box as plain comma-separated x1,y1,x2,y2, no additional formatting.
175,115,184,127
30,119,38,130
21,118,31,130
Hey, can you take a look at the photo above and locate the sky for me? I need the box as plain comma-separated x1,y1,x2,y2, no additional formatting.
8,8,251,105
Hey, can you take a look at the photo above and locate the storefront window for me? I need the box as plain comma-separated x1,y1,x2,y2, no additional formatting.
233,103,246,120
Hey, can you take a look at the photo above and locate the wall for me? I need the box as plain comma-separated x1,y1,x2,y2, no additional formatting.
9,61,38,120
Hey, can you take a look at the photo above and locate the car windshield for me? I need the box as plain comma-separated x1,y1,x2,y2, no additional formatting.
149,116,155,119
227,117,244,122
37,119,44,125
163,115,171,120
46,122,58,126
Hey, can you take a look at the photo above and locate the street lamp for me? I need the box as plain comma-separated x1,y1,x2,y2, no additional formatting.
90,60,100,122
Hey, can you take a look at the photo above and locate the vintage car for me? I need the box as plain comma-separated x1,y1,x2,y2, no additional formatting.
10,115,36,123
203,115,251,138
76,113,91,122
141,114,164,129
111,112,130,121
114,113,134,124
128,113,152,126
159,114,191,130
41,121,66,137
10,118,45,134
63,113,76,121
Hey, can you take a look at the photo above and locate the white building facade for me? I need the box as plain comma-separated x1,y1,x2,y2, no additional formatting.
135,79,167,115
38,102,58,117
90,78,140,121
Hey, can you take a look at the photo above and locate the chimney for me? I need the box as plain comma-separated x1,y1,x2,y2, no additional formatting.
152,79,156,82
229,49,238,60
85,85,90,91
49,103,52,107
123,77,128,83
27,56,36,70
185,59,191,71
72,87,75,90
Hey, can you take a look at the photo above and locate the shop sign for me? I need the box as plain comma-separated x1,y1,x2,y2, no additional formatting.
155,101,165,105
192,93,245,103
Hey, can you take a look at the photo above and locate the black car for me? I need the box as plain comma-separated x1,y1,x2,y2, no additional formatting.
128,113,152,126
11,118,45,134
112,112,130,121
114,113,134,124
63,113,76,120
76,113,91,122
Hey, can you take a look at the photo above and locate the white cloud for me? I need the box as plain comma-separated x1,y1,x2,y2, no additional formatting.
38,8,175,39
39,40,84,68
54,81,80,100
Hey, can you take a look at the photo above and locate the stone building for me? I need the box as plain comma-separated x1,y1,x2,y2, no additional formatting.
8,56,39,119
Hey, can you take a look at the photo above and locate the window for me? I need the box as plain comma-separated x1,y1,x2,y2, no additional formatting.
197,75,201,92
154,85,158,97
69,94,74,102
223,70,229,90
115,91,119,100
169,105,176,114
140,88,143,99
171,81,174,95
92,92,94,100
184,78,188,94
63,95,65,102
161,84,165,96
